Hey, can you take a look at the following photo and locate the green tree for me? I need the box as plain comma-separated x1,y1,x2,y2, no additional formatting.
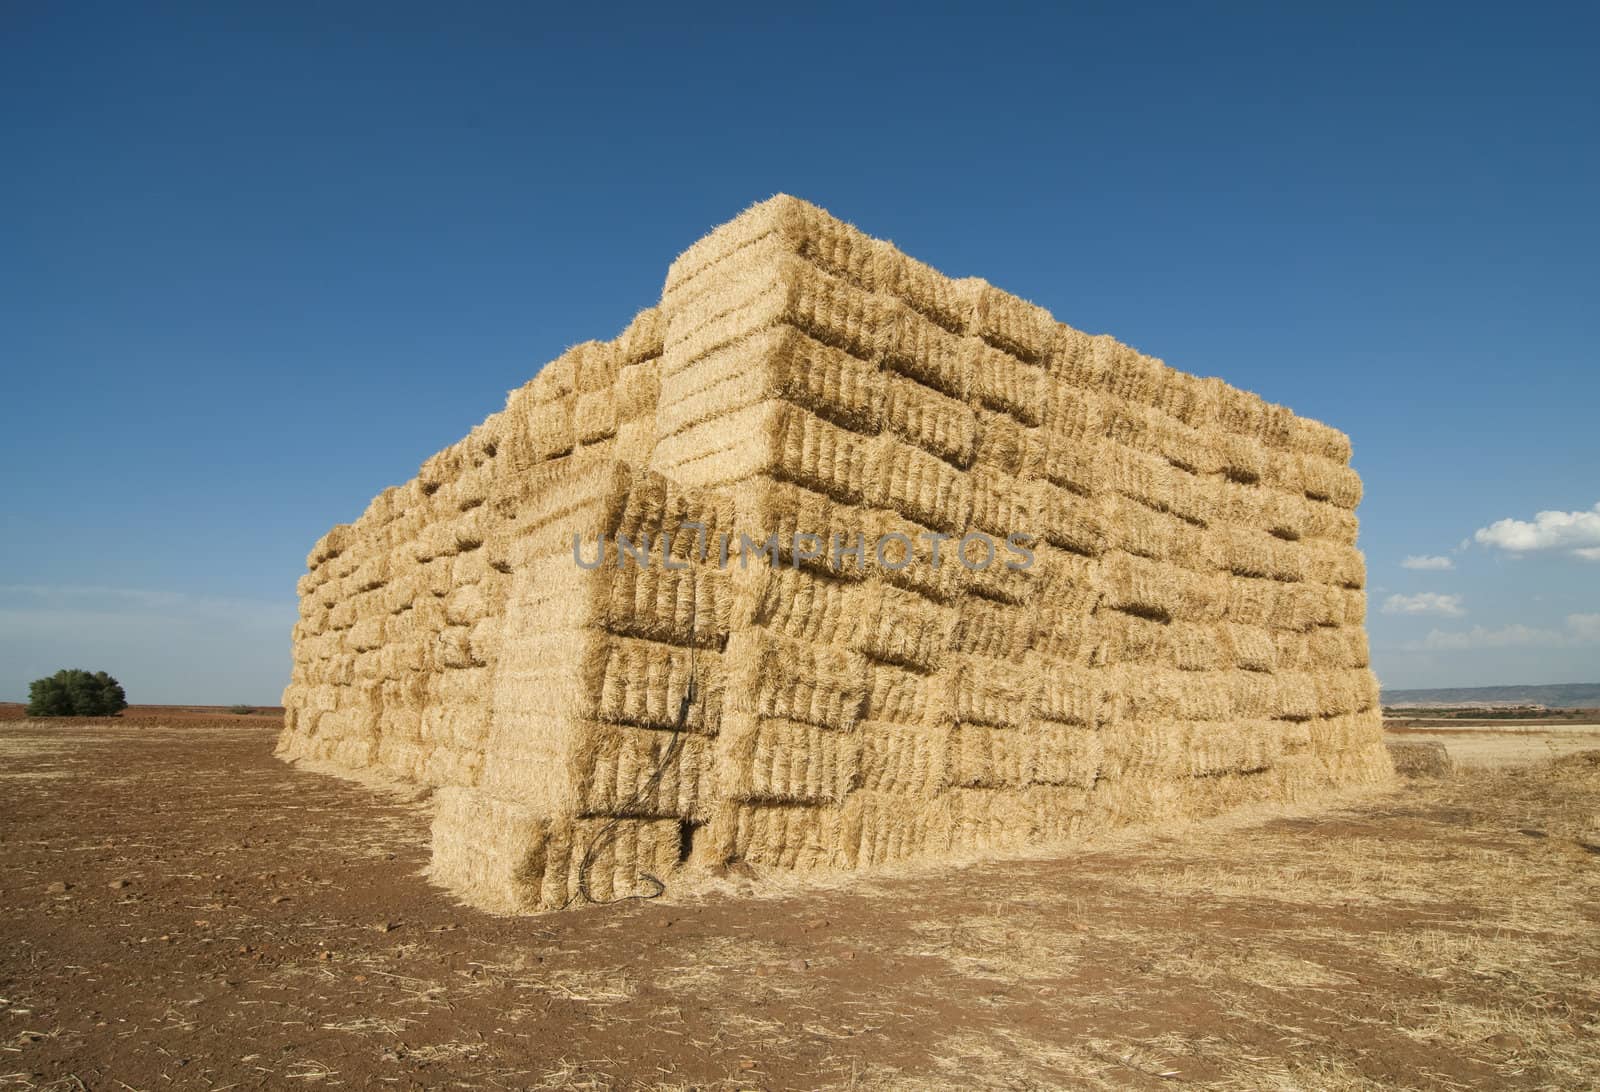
27,669,128,717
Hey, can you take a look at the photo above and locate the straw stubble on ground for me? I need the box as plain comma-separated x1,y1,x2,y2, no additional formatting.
2,717,1596,1090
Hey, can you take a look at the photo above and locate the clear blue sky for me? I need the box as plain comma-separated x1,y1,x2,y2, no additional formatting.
3,3,1596,703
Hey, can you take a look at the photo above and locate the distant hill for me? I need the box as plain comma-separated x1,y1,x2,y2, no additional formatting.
1381,683,1600,709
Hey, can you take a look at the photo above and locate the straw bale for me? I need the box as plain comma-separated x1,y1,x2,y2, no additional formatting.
870,241,970,334
720,714,860,804
590,634,724,734
1221,623,1278,673
1104,492,1201,568
420,746,482,789
971,411,1046,477
1298,454,1364,509
1215,525,1308,583
665,194,877,300
856,720,950,796
878,298,971,399
734,479,871,579
963,547,1040,606
1040,427,1102,498
1213,381,1268,438
1037,480,1108,557
717,800,852,871
936,654,1040,730
678,253,887,369
848,580,956,671
850,789,952,866
863,508,968,602
573,721,712,818
1314,668,1381,717
1044,325,1102,389
1120,665,1235,723
949,594,1033,660
1141,404,1217,475
574,388,617,444
968,283,1054,365
763,401,880,505
948,723,1035,787
1100,551,1225,624
883,372,977,467
595,563,730,649
1387,740,1453,779
746,567,856,646
1032,605,1102,665
1290,415,1352,465
724,630,867,730
969,340,1045,425
863,661,933,725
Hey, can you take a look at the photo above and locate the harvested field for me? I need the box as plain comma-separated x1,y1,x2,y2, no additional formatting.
3,718,1596,1090
1384,725,1600,768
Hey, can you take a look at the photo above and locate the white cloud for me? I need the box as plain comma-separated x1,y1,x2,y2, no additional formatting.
1474,501,1600,561
1410,624,1564,651
1400,555,1454,571
1382,592,1465,616
1405,614,1600,652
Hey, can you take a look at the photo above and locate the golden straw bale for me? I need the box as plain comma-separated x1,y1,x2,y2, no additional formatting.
948,723,1036,788
848,580,957,671
1104,493,1200,568
867,444,974,543
723,630,867,730
856,720,951,796
1214,525,1308,583
870,239,970,334
717,800,853,871
878,298,970,399
746,567,856,646
949,594,1033,660
863,661,933,725
1302,539,1366,589
969,340,1046,425
719,714,861,805
1100,551,1225,625
968,282,1055,365
1289,415,1352,465
849,790,952,866
968,466,1040,539
1037,480,1108,558
588,634,724,734
574,721,712,819
1045,325,1102,389
614,359,660,421
1221,622,1278,673
1121,666,1235,723
936,654,1041,729
971,411,1046,477
1032,724,1103,788
767,402,881,506
1297,454,1364,509
883,372,977,467
574,389,617,444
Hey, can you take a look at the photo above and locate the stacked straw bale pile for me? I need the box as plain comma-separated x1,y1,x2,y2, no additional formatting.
279,196,1391,912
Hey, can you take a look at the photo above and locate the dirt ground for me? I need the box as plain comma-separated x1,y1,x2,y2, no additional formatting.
2,718,1597,1091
